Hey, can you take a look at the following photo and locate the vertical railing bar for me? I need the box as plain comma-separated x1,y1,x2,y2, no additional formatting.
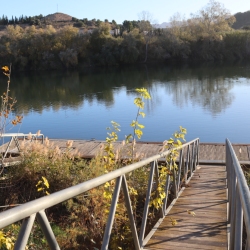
194,140,198,170
192,141,196,170
176,149,183,195
14,213,36,250
229,156,233,223
225,142,230,223
139,161,156,245
13,136,21,152
230,165,236,224
229,174,236,249
101,176,123,250
189,145,193,177
190,142,195,173
2,136,14,160
173,159,177,199
163,173,170,215
185,145,190,183
196,139,199,166
121,175,140,250
163,157,172,215
155,160,164,218
36,210,60,250
181,153,185,186
234,184,243,250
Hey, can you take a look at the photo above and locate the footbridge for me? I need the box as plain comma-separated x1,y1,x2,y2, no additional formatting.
0,138,249,249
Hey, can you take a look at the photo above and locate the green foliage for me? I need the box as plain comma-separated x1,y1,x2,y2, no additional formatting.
103,120,121,171
125,88,151,160
150,126,187,210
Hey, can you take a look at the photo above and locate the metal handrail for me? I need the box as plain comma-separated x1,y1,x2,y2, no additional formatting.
226,139,250,250
0,138,199,250
0,133,44,164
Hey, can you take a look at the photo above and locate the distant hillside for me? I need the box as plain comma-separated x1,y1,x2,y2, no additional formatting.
233,11,250,29
44,12,73,22
153,22,170,29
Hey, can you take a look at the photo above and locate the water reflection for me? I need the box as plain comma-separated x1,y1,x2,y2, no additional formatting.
163,77,234,116
0,63,249,116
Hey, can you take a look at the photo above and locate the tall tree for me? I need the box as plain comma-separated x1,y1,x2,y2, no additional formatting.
138,11,154,62
190,0,236,39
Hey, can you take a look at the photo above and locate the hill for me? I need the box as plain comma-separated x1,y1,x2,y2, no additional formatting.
44,12,73,22
233,10,250,29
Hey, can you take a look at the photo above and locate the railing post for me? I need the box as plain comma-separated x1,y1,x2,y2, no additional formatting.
230,170,237,249
14,214,36,250
196,139,199,166
234,185,243,250
36,210,60,250
102,176,122,250
139,161,156,246
190,142,195,172
176,149,183,196
155,160,164,218
173,160,177,199
185,145,190,183
122,175,140,250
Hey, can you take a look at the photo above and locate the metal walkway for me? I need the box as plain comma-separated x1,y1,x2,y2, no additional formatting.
144,165,228,249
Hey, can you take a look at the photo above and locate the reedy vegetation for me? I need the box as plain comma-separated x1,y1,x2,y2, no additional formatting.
0,1,250,70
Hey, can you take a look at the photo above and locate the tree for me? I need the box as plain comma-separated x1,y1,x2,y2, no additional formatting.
0,15,8,25
96,19,101,27
122,20,133,32
138,11,155,62
169,12,187,38
120,29,141,63
190,0,236,39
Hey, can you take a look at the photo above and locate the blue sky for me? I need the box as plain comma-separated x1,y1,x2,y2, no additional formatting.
2,0,250,24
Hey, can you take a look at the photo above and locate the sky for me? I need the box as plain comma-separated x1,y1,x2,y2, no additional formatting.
2,0,250,24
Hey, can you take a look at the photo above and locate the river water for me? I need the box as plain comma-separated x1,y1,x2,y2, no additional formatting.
1,62,250,143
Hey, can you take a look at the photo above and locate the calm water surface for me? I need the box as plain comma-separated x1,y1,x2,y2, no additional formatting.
2,63,250,143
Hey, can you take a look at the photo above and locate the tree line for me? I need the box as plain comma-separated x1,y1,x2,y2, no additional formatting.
0,0,250,71
0,14,44,26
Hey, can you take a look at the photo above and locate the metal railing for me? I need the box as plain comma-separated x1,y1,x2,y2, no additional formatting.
0,138,199,250
226,139,250,250
0,133,44,166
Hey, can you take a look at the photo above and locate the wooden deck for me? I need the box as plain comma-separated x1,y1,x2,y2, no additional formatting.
1,139,249,164
143,164,228,249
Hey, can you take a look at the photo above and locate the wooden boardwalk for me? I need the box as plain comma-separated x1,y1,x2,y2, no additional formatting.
144,164,228,249
1,139,250,164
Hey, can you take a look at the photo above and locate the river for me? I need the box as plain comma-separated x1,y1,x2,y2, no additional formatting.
1,62,250,143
